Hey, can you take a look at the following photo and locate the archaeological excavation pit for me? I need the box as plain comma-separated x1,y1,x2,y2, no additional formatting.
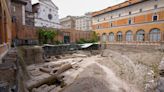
0,44,164,92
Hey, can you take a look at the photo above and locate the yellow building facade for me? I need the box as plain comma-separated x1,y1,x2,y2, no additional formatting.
0,0,12,60
92,0,164,45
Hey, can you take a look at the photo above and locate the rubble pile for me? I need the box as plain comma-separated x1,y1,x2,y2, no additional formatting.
156,57,164,92
100,46,164,92
0,45,163,92
26,56,84,92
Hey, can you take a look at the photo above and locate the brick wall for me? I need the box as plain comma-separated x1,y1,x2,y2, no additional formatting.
17,26,37,40
61,29,94,43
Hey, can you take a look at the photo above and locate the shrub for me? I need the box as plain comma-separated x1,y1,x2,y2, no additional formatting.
37,28,57,44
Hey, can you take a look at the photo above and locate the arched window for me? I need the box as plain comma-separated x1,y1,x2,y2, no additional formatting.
136,30,145,42
102,33,107,42
150,28,160,41
117,32,122,42
109,32,114,42
126,31,133,42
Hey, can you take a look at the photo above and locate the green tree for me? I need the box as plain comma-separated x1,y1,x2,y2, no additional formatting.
91,31,99,43
37,28,57,44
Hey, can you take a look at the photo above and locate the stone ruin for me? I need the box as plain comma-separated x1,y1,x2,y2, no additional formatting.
0,46,44,92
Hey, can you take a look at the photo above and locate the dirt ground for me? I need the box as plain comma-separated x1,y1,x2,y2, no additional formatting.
26,46,164,92
60,46,163,92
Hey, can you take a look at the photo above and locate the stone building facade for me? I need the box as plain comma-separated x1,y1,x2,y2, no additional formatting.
32,0,60,28
60,16,77,29
11,0,37,45
75,13,92,31
92,0,164,45
24,0,34,26
11,0,26,26
0,0,12,62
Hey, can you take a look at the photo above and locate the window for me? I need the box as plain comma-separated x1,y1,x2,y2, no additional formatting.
111,16,113,19
97,25,100,29
119,14,121,17
140,9,142,12
126,31,133,42
154,5,158,9
136,30,145,42
12,16,16,22
129,11,131,15
110,22,113,27
102,33,107,42
117,32,122,42
128,18,132,24
109,32,115,42
150,28,160,41
153,14,158,21
13,6,16,12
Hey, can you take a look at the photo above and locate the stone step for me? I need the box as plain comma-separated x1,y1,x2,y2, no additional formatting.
0,82,9,92
6,53,17,58
2,58,17,64
0,63,16,87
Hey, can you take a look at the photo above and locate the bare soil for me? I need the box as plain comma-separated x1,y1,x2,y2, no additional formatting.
60,47,163,92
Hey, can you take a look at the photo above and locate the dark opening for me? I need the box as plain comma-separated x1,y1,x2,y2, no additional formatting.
153,15,158,21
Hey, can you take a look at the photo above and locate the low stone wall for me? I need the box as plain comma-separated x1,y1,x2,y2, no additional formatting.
18,46,44,65
99,43,161,51
0,49,18,92
43,44,80,56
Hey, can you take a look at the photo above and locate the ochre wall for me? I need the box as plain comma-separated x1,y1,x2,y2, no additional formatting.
93,11,164,29
95,23,164,42
134,15,146,24
0,0,12,58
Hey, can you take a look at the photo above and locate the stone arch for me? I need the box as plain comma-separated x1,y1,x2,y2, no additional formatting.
109,32,114,42
102,33,107,42
126,30,133,42
117,31,122,42
149,28,160,42
136,29,145,42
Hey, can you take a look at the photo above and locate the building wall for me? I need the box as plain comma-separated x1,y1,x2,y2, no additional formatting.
61,29,94,43
23,0,34,26
60,16,76,29
33,0,61,29
92,0,164,44
0,0,12,61
24,0,32,12
75,13,92,31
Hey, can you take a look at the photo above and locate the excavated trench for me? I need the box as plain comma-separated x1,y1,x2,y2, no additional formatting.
0,45,164,92
60,46,164,92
